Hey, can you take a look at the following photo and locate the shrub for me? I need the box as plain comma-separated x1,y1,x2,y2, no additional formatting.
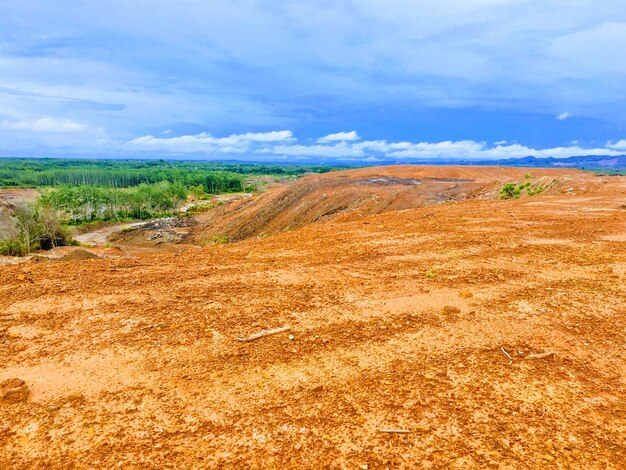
209,234,230,244
0,238,25,256
500,180,543,199
189,184,208,200
500,183,519,199
0,204,74,256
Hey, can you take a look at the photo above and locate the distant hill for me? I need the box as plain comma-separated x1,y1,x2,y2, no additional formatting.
415,155,626,170
486,155,626,169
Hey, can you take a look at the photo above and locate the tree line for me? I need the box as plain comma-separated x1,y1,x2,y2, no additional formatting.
0,158,345,190
0,168,248,193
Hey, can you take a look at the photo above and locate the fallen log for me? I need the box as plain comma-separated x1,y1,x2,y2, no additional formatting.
237,326,291,342
379,429,410,434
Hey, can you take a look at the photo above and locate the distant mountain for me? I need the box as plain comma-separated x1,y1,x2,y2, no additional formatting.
388,154,626,170
463,155,626,170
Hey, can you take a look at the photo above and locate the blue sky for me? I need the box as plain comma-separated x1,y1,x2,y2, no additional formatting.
1,0,626,162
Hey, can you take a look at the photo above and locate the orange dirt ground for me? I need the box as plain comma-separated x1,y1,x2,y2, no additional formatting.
0,166,625,468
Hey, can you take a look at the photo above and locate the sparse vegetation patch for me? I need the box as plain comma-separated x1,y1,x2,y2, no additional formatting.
500,179,544,199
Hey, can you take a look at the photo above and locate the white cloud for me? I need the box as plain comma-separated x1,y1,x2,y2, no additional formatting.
607,139,626,150
556,112,571,120
1,117,87,133
238,131,295,142
126,129,626,160
128,130,294,153
317,131,360,142
259,142,365,158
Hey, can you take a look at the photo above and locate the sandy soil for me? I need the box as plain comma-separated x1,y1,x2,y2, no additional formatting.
0,167,624,468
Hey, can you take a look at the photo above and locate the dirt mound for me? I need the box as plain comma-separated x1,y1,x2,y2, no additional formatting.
109,217,196,246
61,249,101,261
190,165,586,243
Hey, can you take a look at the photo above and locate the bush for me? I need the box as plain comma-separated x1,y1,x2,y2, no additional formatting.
500,183,520,199
189,184,208,200
209,234,230,244
0,205,74,256
500,180,543,199
0,238,26,256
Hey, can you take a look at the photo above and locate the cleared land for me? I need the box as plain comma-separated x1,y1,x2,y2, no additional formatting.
0,166,624,468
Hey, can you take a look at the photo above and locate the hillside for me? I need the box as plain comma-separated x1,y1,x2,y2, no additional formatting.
189,165,586,243
0,167,624,468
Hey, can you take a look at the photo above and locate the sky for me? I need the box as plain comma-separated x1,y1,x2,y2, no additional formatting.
1,0,626,163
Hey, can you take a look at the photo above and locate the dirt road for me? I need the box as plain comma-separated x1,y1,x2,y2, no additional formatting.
73,221,151,246
0,167,624,468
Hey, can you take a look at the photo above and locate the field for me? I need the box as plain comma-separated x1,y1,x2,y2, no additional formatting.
0,166,625,468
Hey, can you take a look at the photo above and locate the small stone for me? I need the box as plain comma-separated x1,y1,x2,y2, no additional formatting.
288,334,295,341
0,378,29,403
442,306,461,315
360,465,369,470
459,289,473,299
498,437,510,449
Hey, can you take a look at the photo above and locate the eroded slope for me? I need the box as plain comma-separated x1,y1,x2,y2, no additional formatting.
190,165,586,243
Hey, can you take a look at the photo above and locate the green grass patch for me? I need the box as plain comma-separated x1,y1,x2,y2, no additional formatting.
500,180,545,199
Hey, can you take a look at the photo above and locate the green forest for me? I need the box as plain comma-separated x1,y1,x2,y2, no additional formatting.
0,158,341,190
